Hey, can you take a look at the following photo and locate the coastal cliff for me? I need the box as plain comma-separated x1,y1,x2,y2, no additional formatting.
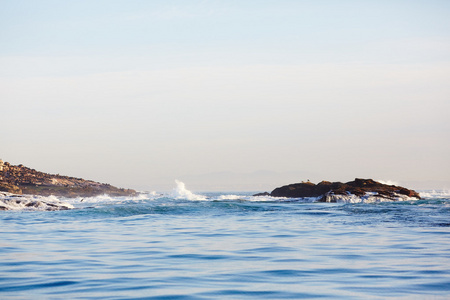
0,160,137,198
256,178,420,202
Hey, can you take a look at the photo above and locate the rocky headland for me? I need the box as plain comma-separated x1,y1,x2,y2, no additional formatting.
255,178,420,202
0,160,137,198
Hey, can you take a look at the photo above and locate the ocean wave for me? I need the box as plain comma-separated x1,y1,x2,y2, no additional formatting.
0,191,160,211
62,191,161,209
211,194,317,202
0,192,74,211
168,181,423,203
320,192,417,203
170,180,207,200
418,190,450,199
2,183,445,212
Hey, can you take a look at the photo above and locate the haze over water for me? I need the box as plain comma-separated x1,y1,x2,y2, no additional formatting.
1,1,450,190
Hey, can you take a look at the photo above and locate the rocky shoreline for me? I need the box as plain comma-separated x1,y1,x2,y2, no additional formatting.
0,160,137,198
255,178,420,202
0,159,421,205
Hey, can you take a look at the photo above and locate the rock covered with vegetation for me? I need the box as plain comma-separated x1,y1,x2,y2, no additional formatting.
0,160,137,198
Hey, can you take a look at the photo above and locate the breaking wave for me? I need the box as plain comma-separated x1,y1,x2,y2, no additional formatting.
171,180,207,200
0,192,74,211
418,189,450,199
2,181,445,212
376,179,400,186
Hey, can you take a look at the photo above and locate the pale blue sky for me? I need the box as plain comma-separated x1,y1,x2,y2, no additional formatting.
1,0,450,191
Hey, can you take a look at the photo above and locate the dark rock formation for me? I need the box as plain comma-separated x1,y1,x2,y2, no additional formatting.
252,192,271,197
0,160,137,198
258,178,420,202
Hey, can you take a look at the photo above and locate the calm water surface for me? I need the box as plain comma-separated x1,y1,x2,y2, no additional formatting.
1,190,450,299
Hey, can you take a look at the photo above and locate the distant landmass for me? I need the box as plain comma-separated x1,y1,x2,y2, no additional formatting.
0,160,137,198
255,178,421,202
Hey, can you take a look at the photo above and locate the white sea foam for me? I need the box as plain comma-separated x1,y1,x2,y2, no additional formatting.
0,192,74,211
0,190,162,211
171,180,207,200
418,190,450,199
64,191,159,207
0,185,429,212
245,194,319,202
319,191,420,203
248,191,419,203
215,194,245,201
376,179,399,186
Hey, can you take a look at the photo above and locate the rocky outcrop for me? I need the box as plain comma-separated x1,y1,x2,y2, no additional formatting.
253,192,271,197
0,181,22,194
258,178,420,202
0,160,137,198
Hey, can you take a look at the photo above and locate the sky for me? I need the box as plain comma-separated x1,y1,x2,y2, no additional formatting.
1,0,450,191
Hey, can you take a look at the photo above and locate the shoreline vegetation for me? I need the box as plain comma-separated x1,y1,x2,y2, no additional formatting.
0,160,137,198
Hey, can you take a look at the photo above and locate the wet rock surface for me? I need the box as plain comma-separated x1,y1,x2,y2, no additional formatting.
258,178,420,202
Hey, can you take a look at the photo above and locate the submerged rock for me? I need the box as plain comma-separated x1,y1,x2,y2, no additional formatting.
266,178,420,202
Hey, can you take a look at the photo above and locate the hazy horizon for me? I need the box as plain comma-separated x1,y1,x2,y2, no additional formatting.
2,1,450,192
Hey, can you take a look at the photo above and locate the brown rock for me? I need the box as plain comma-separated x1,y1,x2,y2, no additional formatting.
269,178,420,201
0,160,137,198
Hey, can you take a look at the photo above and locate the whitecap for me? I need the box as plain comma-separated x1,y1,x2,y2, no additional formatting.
320,192,418,203
0,192,74,211
418,190,450,199
214,194,244,201
376,179,400,186
64,191,160,208
170,180,207,201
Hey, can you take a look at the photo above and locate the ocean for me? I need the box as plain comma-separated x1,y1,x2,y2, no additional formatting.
1,182,450,299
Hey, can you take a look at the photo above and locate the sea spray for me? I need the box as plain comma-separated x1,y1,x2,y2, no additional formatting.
376,179,400,186
418,189,450,199
171,180,207,200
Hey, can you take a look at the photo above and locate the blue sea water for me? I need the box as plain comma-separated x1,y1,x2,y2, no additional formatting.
1,184,450,299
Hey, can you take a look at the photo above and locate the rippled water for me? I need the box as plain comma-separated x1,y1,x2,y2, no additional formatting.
1,190,450,299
